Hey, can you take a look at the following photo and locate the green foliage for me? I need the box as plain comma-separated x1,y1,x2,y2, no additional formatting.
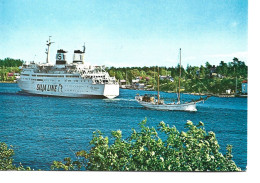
0,58,24,67
106,58,247,94
51,119,241,171
131,69,140,78
0,142,31,170
108,70,115,77
0,58,23,82
115,71,124,80
147,78,156,86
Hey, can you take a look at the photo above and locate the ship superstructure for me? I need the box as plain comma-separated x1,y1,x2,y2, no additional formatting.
17,38,119,99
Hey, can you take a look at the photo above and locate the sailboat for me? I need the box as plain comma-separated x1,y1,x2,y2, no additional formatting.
135,48,210,112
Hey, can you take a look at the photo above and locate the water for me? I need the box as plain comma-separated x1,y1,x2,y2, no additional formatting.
0,83,247,170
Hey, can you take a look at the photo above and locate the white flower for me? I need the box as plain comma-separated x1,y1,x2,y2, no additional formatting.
168,165,171,170
186,120,193,126
160,157,164,162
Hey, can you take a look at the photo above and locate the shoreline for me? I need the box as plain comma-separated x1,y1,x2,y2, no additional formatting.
120,87,247,98
0,81,16,83
0,82,246,97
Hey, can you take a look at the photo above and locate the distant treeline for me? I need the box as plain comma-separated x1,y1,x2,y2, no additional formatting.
107,57,247,81
0,58,24,67
107,57,248,94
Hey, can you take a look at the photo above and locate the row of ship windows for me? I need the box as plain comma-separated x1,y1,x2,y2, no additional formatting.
65,90,82,92
21,74,80,78
64,85,85,89
21,74,105,79
63,85,99,91
21,74,105,78
22,78,90,82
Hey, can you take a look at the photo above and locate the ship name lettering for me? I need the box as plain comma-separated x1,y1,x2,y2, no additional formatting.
37,84,62,92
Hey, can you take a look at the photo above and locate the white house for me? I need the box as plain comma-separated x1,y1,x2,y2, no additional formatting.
119,80,126,88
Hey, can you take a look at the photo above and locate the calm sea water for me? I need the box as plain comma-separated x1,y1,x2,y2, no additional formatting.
0,83,247,170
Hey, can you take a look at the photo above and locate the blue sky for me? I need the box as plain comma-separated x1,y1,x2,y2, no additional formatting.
0,0,248,67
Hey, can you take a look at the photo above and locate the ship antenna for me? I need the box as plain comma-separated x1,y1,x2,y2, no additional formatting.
46,36,55,63
83,42,86,53
157,66,160,104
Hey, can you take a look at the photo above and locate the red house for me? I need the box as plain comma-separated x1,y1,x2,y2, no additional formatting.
8,73,14,77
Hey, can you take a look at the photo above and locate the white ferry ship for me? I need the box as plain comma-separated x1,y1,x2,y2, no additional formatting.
17,37,119,99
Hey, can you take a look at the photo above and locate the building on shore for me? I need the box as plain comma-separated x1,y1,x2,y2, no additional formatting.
159,75,174,82
134,83,145,90
241,80,247,94
119,79,126,88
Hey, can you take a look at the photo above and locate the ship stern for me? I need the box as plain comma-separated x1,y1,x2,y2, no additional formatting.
103,84,119,99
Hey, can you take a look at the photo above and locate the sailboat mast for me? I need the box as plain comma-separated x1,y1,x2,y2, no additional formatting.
178,48,182,103
157,66,160,104
235,76,237,94
126,70,127,85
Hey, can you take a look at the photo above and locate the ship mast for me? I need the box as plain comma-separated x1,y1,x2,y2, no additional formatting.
178,48,182,104
157,66,160,104
82,42,86,64
46,36,54,64
83,42,86,53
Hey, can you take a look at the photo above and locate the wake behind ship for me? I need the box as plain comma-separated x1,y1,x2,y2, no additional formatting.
17,38,119,99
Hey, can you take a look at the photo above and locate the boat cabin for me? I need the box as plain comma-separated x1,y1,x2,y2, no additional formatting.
142,94,155,102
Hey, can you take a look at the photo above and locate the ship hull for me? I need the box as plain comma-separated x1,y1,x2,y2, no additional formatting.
19,89,109,98
137,101,197,111
18,79,119,99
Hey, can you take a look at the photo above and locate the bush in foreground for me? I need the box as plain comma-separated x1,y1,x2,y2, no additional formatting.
0,142,30,170
51,119,241,171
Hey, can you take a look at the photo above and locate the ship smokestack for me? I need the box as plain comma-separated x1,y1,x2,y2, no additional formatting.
73,50,84,64
56,49,67,65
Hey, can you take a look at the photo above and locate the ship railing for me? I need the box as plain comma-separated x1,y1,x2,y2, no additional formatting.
88,76,117,85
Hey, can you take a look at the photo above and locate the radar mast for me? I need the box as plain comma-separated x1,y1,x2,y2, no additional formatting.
82,42,86,53
46,36,55,63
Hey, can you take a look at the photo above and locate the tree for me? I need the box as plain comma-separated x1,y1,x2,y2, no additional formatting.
0,142,31,170
109,70,115,77
147,77,156,87
205,61,212,70
199,65,206,78
159,67,167,76
140,70,146,78
204,61,212,77
131,69,140,78
115,71,124,80
217,61,228,76
0,58,24,67
51,119,241,171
